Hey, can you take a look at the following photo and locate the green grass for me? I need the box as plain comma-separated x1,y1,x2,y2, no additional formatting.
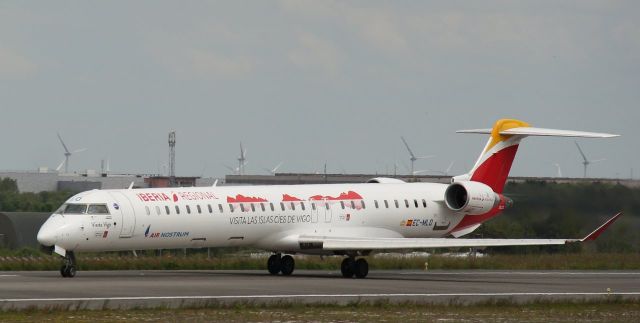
1,298,639,322
1,251,640,271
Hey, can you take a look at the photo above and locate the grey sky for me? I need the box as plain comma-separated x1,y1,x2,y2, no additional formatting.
1,1,638,179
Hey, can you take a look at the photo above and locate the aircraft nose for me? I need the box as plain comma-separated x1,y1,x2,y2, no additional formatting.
37,224,57,247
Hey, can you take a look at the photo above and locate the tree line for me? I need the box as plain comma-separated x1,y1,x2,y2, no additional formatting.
480,181,640,253
0,178,73,212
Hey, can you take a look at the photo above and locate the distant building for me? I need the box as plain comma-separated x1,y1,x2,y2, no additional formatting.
0,170,148,193
145,176,199,188
0,212,50,248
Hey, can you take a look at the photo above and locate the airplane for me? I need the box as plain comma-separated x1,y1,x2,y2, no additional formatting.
37,119,621,278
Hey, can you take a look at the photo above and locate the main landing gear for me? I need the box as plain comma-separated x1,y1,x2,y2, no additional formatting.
60,251,77,278
267,253,295,276
341,257,368,279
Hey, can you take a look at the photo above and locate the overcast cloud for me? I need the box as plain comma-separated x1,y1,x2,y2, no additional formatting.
0,1,638,179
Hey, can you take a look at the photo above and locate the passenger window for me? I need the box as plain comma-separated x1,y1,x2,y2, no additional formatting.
340,201,345,209
374,200,379,208
186,205,191,214
422,199,427,208
261,203,265,212
280,202,285,211
270,203,275,211
218,204,224,213
325,203,330,210
155,206,161,215
165,206,170,215
414,199,418,208
404,199,409,208
394,200,399,208
197,205,202,214
175,205,180,214
291,202,295,210
350,201,355,209
312,203,316,211
251,204,256,212
240,204,245,212
361,201,366,209
208,204,213,213
145,206,150,215
229,204,234,212
300,202,305,211
384,200,389,208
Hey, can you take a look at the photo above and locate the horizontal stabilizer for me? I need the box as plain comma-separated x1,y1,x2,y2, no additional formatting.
457,127,619,138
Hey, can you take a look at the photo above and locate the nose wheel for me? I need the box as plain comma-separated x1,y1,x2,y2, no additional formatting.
60,251,77,278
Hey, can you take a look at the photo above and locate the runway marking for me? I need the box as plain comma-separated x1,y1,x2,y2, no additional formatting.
0,275,17,277
398,271,640,276
2,292,640,302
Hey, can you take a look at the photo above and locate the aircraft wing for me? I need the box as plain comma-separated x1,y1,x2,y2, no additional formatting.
299,212,621,251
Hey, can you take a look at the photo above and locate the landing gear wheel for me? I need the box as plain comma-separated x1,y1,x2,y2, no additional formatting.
62,265,76,278
354,258,368,278
59,251,77,278
341,257,355,278
280,255,295,276
267,254,282,275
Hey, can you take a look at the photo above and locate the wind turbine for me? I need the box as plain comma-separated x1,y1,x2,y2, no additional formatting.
400,136,433,176
56,133,87,173
263,162,283,175
224,161,248,175
574,141,605,178
237,142,247,175
553,163,563,177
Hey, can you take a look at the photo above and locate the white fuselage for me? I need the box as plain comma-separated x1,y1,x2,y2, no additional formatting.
38,182,469,254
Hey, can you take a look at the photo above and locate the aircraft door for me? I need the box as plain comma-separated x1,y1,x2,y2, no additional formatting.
324,203,332,223
311,202,318,223
108,192,136,238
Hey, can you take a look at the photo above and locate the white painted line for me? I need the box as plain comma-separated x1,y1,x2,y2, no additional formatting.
2,292,640,303
399,271,640,276
0,275,18,277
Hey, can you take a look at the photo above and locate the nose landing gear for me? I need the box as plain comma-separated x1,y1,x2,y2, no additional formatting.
60,251,77,278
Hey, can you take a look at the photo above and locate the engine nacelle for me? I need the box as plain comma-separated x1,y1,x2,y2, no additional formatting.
367,177,406,184
444,181,500,215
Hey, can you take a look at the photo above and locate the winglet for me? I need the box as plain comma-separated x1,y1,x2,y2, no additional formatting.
580,212,622,241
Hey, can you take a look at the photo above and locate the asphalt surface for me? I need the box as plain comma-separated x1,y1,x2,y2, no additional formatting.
1,270,639,310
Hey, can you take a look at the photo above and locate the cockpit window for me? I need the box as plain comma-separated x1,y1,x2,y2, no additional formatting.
55,203,110,215
88,204,110,215
63,204,88,214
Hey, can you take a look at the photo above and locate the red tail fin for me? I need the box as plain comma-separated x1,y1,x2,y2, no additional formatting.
465,119,530,193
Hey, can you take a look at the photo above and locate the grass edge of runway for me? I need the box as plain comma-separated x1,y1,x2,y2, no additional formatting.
1,297,639,320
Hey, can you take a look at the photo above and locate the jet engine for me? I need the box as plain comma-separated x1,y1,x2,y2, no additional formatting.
444,181,500,215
